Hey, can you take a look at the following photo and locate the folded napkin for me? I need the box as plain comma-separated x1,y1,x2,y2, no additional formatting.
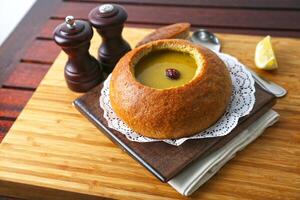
168,109,279,196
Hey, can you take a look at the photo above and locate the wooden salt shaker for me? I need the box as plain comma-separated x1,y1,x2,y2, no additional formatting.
53,16,104,92
89,4,131,74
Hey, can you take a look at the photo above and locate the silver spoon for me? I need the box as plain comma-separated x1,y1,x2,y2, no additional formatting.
191,29,221,52
190,29,287,98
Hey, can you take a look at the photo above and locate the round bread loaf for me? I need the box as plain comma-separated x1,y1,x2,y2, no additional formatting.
109,39,232,139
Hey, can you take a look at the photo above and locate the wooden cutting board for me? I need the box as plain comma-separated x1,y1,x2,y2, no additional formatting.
0,27,299,200
74,83,275,182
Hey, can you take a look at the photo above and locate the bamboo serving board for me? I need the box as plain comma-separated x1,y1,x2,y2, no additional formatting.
0,28,299,200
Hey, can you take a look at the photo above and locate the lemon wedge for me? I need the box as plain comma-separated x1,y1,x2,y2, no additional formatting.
255,36,278,70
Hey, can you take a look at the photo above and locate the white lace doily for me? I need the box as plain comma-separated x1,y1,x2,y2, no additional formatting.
100,52,255,146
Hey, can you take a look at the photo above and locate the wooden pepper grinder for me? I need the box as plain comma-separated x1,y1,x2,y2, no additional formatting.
53,16,104,92
89,4,131,74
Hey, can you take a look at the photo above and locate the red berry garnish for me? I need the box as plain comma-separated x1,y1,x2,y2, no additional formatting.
165,68,180,80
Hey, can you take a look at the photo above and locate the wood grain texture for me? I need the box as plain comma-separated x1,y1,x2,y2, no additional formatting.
0,28,299,200
0,89,33,119
54,2,300,30
73,0,300,9
39,19,300,40
3,63,50,90
0,0,61,86
20,40,60,65
0,120,14,142
38,19,63,39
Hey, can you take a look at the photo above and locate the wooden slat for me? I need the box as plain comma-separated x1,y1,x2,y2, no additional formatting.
0,195,21,200
0,28,299,200
21,40,60,64
72,0,300,9
38,19,63,39
54,2,300,30
40,19,300,40
0,89,33,119
0,120,14,142
3,63,50,90
0,0,61,86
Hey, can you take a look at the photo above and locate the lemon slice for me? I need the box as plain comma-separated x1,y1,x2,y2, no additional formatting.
255,35,278,70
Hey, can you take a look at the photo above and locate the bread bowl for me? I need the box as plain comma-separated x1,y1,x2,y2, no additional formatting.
109,39,232,139
135,23,190,47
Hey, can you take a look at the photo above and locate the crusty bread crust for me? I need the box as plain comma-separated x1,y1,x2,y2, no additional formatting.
136,23,190,47
110,39,232,139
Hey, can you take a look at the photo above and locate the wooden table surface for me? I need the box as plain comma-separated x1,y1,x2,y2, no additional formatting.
1,0,300,144
0,0,299,199
0,27,300,200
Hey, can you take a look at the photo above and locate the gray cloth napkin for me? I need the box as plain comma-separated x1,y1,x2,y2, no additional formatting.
168,109,279,196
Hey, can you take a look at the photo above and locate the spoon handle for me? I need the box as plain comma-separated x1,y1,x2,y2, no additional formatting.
246,68,287,97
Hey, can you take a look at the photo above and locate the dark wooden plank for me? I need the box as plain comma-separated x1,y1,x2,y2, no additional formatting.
0,120,14,142
38,19,63,39
0,89,33,119
39,19,300,39
72,0,300,9
74,83,276,182
0,196,22,200
20,40,60,64
0,0,62,86
2,63,50,90
54,2,300,30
